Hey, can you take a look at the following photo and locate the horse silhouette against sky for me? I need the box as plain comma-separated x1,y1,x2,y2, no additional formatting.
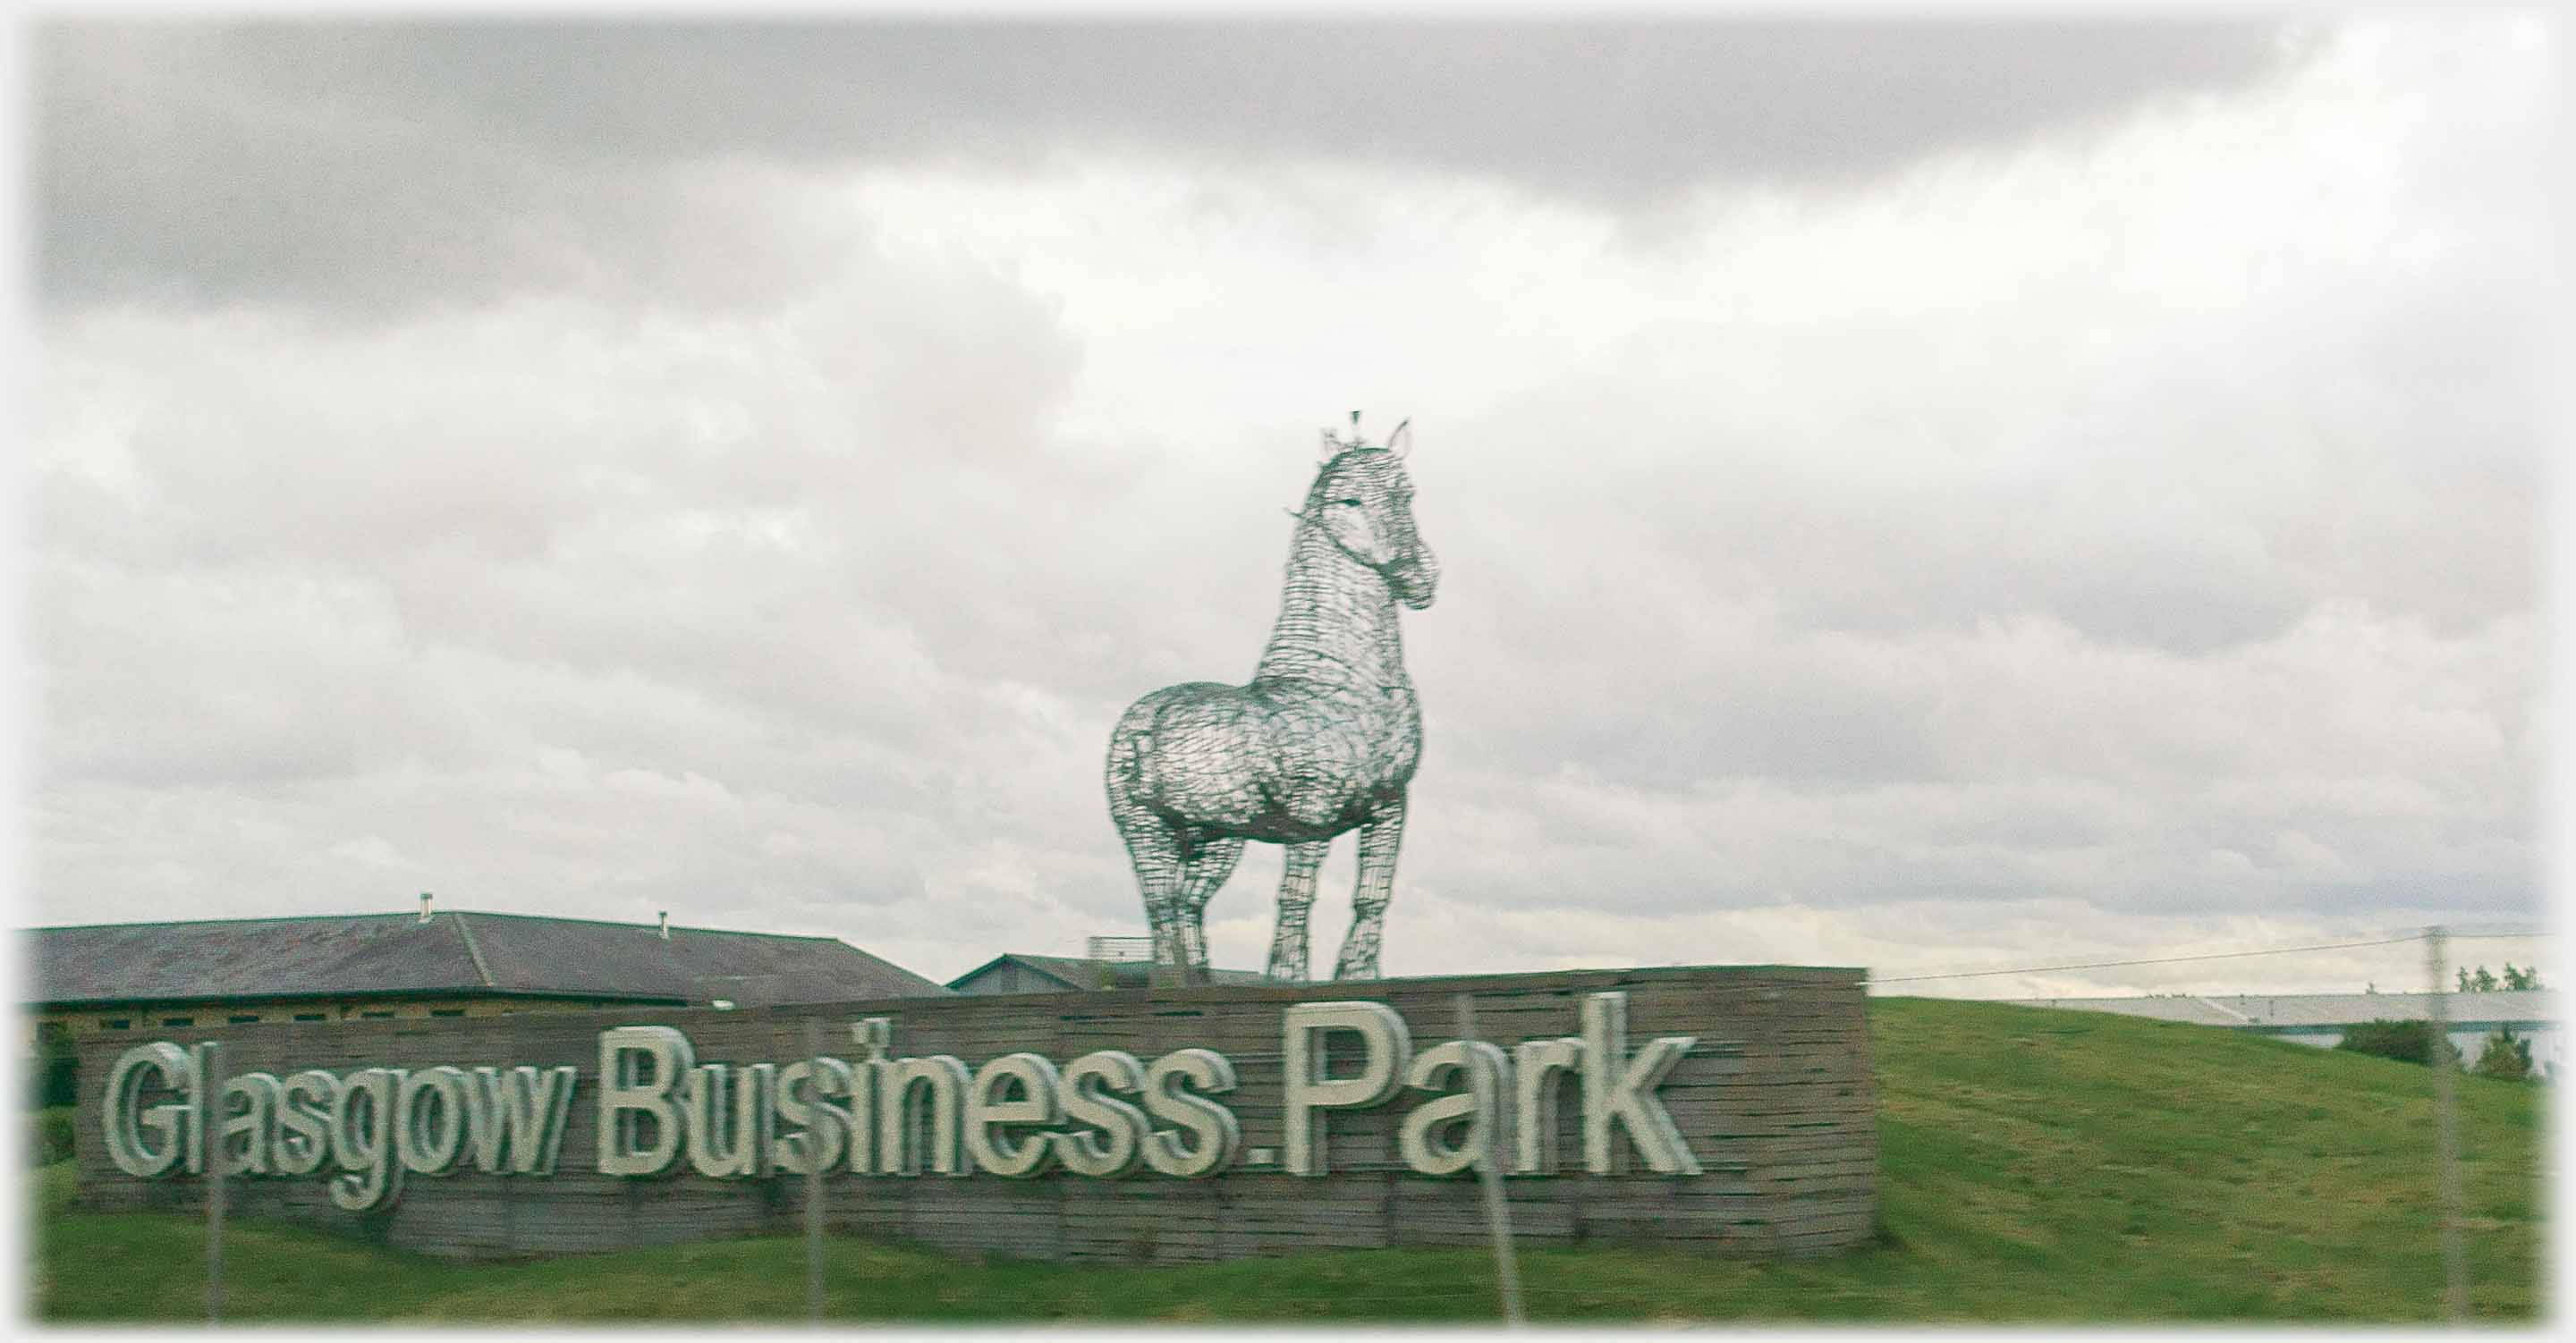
1106,414,1440,984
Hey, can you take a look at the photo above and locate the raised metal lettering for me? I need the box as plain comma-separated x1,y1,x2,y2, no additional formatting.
775,1057,856,1177
965,1053,1062,1178
1283,1001,1411,1175
219,1071,283,1177
1141,1048,1241,1178
1400,1040,1510,1177
274,1069,339,1177
102,1043,192,1178
597,1026,693,1177
1580,992,1700,1175
327,1067,404,1211
1054,1050,1151,1178
878,1055,970,1176
396,1067,471,1176
683,1062,775,1178
462,1065,575,1176
1512,1037,1581,1175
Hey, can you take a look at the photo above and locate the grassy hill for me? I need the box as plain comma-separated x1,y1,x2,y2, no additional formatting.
26,997,2546,1323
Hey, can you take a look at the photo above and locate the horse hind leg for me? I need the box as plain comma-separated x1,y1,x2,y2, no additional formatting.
1118,824,1191,983
1108,704,1213,984
1174,832,1245,985
1333,795,1407,981
1267,840,1328,984
1107,781,1191,984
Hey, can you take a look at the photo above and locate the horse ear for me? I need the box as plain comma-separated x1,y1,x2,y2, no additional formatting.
1387,418,1412,458
1318,427,1343,460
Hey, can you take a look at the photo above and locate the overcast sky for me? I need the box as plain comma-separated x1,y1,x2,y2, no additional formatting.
21,13,2559,998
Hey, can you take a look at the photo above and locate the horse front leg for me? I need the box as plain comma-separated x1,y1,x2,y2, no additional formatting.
1267,840,1328,983
1332,793,1406,981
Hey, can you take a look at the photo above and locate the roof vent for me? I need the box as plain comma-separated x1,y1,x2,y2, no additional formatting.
659,910,671,941
418,892,434,924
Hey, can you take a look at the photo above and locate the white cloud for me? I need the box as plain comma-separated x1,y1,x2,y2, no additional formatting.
24,16,2550,997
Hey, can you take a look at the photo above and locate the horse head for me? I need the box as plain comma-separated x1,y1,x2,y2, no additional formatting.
1308,418,1440,610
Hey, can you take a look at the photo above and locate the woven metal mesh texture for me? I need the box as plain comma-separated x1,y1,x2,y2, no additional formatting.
1106,418,1439,985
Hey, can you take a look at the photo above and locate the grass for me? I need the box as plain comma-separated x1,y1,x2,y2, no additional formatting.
26,997,2548,1323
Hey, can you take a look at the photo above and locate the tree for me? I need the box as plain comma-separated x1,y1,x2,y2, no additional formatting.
2473,1026,2535,1083
2453,964,2541,992
28,1021,78,1110
2336,1019,2461,1068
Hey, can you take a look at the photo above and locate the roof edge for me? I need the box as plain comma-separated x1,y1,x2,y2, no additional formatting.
21,908,855,943
451,913,497,989
32,986,694,1010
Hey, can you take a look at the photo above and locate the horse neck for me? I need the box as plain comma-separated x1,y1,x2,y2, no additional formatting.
1253,520,1405,690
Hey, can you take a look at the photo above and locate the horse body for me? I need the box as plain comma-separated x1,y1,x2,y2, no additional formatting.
1106,429,1437,984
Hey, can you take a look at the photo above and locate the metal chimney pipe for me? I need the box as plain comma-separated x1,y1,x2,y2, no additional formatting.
659,911,671,941
418,892,434,924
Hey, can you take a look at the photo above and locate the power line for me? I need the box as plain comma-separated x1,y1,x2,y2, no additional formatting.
1872,925,2548,988
1870,933,2430,985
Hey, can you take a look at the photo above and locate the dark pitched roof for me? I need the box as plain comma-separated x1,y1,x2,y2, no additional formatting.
25,911,949,1009
948,952,1271,992
989,954,1121,991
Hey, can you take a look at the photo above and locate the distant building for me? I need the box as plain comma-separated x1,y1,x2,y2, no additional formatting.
947,952,1271,994
23,899,950,1048
2016,991,2558,1078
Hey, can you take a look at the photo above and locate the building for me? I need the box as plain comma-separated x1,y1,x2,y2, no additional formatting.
2016,991,2558,1078
24,898,950,1047
947,952,1271,994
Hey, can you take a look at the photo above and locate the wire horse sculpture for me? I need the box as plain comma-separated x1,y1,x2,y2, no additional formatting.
1106,413,1440,985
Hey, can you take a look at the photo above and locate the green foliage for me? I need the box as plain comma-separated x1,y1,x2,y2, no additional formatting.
29,1106,77,1166
27,1000,2545,1323
2457,964,2542,992
2472,1028,2534,1083
30,1021,80,1109
2334,1018,2456,1068
35,1156,79,1215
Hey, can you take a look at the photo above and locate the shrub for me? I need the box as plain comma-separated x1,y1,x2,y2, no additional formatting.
2334,1019,2460,1068
2474,1027,2536,1083
29,1020,79,1110
29,1106,75,1167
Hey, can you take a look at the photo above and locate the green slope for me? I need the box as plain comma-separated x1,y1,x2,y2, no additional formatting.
27,997,2546,1323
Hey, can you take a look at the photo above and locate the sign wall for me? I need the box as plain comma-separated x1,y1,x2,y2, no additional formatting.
72,966,1876,1263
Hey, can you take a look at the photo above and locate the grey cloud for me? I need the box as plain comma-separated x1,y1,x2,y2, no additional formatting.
26,17,2546,980
1405,764,2535,925
248,21,2293,184
34,561,376,788
38,19,2292,316
38,27,849,317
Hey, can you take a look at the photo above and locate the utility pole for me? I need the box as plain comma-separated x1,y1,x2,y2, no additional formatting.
202,1040,226,1324
1455,995,1525,1327
805,1017,827,1323
2426,925,2468,1322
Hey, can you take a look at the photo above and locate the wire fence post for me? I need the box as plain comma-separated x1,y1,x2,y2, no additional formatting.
202,1039,226,1325
1454,994,1525,1327
804,1016,827,1324
2424,925,2468,1322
